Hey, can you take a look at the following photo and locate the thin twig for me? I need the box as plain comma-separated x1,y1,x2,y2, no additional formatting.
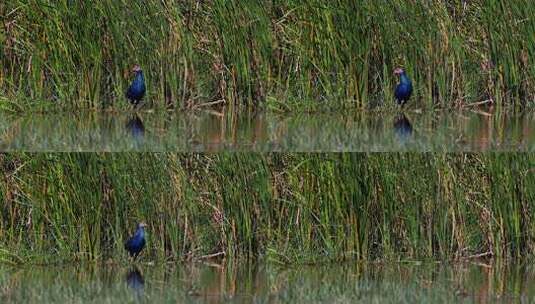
197,251,225,260
462,251,493,259
463,99,493,108
191,99,226,110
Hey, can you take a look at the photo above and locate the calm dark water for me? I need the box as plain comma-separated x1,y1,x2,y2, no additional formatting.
1,261,534,303
0,109,533,151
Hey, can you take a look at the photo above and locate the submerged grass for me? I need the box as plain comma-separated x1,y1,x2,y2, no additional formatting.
1,1,535,111
0,153,534,264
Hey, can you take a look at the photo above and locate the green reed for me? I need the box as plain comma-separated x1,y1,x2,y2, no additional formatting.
1,1,534,111
0,153,534,264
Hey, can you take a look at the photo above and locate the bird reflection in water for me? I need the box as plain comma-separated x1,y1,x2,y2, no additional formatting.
393,113,413,143
126,114,145,144
126,266,145,299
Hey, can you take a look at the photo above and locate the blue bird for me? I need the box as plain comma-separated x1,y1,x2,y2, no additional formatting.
124,222,147,260
126,64,146,107
394,67,412,106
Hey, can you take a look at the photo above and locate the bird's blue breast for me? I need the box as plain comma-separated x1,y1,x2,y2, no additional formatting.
125,228,146,253
395,84,411,99
395,74,412,103
126,72,146,101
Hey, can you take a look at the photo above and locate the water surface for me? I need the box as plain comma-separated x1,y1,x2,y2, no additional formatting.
1,261,534,303
0,110,533,151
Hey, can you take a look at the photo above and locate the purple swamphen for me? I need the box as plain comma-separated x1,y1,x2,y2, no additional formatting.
126,64,146,107
394,67,412,106
125,222,147,260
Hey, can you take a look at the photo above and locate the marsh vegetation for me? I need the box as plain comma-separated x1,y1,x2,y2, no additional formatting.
1,1,534,111
0,153,533,264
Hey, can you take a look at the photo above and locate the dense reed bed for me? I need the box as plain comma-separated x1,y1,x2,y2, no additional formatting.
1,1,534,111
0,153,534,264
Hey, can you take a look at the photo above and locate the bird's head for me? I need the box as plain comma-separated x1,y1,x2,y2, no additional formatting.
137,222,148,229
131,64,142,74
393,67,405,76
